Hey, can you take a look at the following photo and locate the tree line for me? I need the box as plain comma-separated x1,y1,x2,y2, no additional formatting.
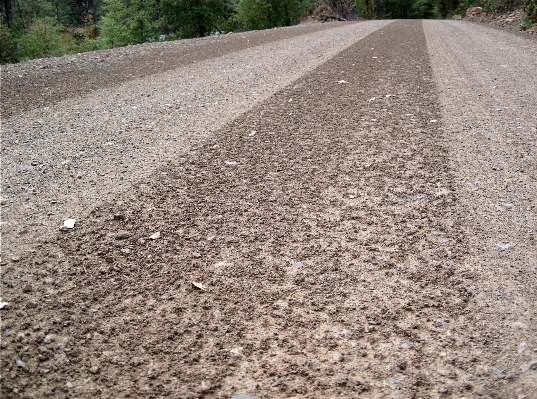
1,0,536,64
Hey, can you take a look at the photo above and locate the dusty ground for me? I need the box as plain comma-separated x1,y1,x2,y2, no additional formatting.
1,20,536,398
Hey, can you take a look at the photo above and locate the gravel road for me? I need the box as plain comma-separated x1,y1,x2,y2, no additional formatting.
1,20,536,398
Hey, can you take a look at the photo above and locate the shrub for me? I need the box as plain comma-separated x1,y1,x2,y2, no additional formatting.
525,0,537,23
16,17,67,60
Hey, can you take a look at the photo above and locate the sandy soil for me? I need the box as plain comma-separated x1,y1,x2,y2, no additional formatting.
1,20,536,399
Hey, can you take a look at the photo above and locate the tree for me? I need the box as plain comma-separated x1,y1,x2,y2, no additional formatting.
99,0,160,46
2,0,13,27
234,0,309,31
410,0,434,17
161,0,228,37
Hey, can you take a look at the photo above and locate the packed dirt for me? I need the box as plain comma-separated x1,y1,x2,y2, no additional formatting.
1,20,536,399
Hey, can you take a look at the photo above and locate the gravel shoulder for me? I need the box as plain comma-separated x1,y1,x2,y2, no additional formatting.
1,19,536,399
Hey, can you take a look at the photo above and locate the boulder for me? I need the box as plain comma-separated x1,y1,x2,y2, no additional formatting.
465,7,485,22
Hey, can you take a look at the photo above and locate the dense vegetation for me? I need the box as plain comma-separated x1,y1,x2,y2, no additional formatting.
1,0,535,64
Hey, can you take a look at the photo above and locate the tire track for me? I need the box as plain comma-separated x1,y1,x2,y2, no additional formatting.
425,20,537,397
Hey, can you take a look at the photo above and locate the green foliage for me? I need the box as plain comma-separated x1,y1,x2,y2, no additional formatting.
15,17,67,60
161,0,230,38
234,0,309,31
524,0,537,22
410,0,435,16
99,0,160,47
0,21,18,63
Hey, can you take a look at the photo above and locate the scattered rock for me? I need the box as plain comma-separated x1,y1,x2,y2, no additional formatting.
520,357,537,372
393,194,428,203
232,394,256,399
496,242,515,251
115,230,131,240
62,218,76,229
16,358,27,369
465,7,485,22
230,347,244,357
11,255,20,262
149,231,161,240
192,282,207,291
497,203,514,211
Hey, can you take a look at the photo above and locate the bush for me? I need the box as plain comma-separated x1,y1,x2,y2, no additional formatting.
0,22,18,64
525,0,537,22
16,17,67,60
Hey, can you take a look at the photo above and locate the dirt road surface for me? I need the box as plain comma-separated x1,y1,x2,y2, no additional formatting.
1,20,536,398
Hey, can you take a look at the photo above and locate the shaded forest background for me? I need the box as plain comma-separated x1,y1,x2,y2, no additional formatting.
1,0,536,64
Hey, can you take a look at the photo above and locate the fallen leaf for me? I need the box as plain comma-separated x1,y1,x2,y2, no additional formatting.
430,119,438,123
368,97,376,102
149,231,160,240
192,282,207,291
349,195,356,199
248,131,256,136
224,161,237,165
337,80,349,84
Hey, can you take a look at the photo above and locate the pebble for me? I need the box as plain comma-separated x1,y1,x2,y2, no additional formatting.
521,358,537,372
85,301,91,308
192,252,201,258
496,243,515,251
113,213,125,220
16,358,27,369
11,256,20,262
115,230,131,239
232,395,255,399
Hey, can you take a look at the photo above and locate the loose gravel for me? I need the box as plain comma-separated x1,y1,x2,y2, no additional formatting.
1,19,536,399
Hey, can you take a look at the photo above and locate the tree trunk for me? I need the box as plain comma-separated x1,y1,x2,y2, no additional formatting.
3,0,14,28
